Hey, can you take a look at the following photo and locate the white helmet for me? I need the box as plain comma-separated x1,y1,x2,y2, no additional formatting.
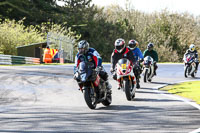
189,44,195,52
78,40,89,54
114,38,125,53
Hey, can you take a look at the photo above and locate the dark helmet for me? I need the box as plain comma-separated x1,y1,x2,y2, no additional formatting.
128,39,138,50
114,38,125,53
78,40,89,54
147,43,154,50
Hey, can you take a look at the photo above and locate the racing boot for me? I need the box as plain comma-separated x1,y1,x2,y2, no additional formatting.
117,81,121,90
136,82,140,89
154,70,157,76
136,78,140,89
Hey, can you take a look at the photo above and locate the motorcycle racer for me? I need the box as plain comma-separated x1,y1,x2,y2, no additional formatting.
183,44,199,73
128,39,144,88
143,43,158,76
111,38,136,89
74,40,111,90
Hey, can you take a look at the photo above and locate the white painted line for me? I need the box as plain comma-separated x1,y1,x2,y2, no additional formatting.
189,128,200,133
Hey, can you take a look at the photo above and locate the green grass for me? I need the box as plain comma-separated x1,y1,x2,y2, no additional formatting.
160,81,200,104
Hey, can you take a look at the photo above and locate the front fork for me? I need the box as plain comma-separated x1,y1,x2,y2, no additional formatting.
118,76,135,91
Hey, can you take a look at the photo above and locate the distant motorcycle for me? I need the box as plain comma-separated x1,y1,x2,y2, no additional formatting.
115,58,136,101
143,56,154,82
184,53,197,78
74,59,112,109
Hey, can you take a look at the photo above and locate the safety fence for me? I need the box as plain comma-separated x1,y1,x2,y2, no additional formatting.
47,32,75,63
0,54,40,65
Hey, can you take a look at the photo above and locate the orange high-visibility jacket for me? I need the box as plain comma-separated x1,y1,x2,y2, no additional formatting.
43,48,52,63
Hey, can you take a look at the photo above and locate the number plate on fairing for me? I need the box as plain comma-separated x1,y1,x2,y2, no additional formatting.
121,64,126,69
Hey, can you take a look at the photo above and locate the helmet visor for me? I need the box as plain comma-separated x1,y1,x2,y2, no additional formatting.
129,43,136,49
78,48,85,54
116,45,124,52
191,47,195,51
148,47,153,51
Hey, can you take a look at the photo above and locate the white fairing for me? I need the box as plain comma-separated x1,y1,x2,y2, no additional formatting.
116,60,135,80
143,56,154,81
144,56,154,63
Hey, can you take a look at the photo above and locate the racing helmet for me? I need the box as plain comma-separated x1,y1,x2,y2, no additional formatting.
114,38,125,53
78,40,89,54
189,44,195,52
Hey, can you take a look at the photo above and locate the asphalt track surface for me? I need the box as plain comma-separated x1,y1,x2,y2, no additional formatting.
0,64,199,133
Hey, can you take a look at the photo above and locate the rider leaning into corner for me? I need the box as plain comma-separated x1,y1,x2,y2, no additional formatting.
128,39,144,89
183,44,199,73
110,38,136,90
74,40,112,90
143,43,159,75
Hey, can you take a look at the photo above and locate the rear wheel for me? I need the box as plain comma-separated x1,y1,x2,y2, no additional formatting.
83,87,97,109
191,73,195,78
191,70,196,78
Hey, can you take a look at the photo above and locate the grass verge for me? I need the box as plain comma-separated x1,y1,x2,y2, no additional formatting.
160,81,200,104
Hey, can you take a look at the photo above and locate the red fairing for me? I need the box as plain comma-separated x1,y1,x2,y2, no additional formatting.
117,67,123,75
93,75,100,86
77,59,81,67
187,57,192,62
93,55,98,67
78,84,83,92
117,62,132,75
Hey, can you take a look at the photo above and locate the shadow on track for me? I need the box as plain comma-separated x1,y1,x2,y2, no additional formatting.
97,105,164,111
149,81,172,85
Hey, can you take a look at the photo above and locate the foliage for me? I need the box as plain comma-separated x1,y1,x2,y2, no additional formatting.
0,0,62,25
0,19,45,55
0,19,79,55
103,7,200,62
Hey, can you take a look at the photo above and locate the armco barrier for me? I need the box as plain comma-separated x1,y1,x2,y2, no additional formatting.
0,54,40,65
11,56,26,64
0,55,12,65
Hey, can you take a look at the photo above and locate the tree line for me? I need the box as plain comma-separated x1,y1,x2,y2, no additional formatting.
0,0,200,62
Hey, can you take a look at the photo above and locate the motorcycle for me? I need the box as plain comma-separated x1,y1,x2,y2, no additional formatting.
115,58,136,101
184,53,197,78
74,60,112,109
143,56,154,82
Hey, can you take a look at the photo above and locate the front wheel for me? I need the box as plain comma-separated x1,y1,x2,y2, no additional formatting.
144,69,148,82
124,80,135,101
184,65,189,78
83,87,97,109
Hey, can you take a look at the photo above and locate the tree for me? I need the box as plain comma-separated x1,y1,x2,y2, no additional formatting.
0,0,63,25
